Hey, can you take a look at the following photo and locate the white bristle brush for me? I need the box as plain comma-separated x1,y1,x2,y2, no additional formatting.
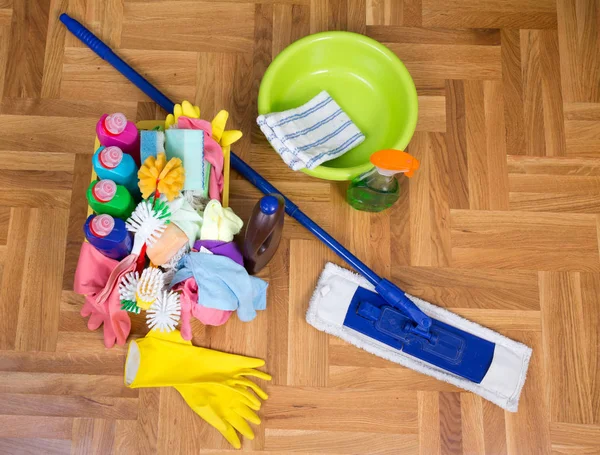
147,290,181,332
126,199,171,255
119,271,139,301
136,267,164,310
119,271,141,314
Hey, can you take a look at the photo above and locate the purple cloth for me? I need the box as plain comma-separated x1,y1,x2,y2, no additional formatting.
193,240,244,266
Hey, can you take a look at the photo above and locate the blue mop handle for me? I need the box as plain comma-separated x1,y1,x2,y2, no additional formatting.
59,13,432,331
230,154,432,330
59,14,176,114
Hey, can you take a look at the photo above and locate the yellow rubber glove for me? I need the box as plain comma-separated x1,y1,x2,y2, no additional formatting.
177,381,263,448
210,110,242,207
210,110,243,153
165,100,201,129
125,329,270,387
211,110,228,142
124,330,271,448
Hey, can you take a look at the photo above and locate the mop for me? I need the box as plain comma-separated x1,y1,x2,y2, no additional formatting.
230,154,531,412
60,14,532,412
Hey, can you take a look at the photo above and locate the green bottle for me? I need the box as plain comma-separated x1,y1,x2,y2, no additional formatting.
346,149,420,212
87,179,135,220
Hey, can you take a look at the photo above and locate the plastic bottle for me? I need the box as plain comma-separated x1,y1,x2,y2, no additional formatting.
346,149,420,212
84,214,133,260
92,145,140,199
86,179,136,220
242,194,285,274
146,223,189,266
96,113,140,165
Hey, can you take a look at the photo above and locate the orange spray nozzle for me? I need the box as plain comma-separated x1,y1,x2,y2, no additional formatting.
370,149,420,178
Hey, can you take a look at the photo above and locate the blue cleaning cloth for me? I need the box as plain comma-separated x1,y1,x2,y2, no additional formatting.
170,253,268,322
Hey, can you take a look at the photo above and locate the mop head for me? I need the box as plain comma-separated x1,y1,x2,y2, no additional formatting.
306,263,532,412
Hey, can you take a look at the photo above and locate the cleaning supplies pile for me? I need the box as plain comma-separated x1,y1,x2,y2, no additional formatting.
257,90,365,171
74,100,271,448
61,16,533,452
75,100,269,348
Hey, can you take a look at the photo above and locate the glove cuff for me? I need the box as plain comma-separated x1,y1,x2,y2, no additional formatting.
124,339,141,387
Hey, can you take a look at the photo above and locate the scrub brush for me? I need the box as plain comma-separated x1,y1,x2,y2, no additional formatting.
136,267,164,310
121,300,141,314
119,271,141,314
147,290,181,332
126,197,171,255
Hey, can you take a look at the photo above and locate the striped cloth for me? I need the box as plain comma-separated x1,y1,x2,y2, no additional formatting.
257,91,365,171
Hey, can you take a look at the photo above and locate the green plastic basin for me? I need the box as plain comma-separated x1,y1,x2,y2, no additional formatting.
258,31,418,181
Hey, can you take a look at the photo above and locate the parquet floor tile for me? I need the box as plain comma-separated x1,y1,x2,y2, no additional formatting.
0,0,599,453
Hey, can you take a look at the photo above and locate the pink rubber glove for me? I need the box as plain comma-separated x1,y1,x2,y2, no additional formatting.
80,298,125,349
177,117,224,201
173,277,232,340
74,242,117,322
96,254,136,347
176,279,195,341
73,243,134,348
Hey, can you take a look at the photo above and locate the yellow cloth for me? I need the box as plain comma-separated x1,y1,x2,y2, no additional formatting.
124,330,270,448
200,199,243,242
138,152,185,201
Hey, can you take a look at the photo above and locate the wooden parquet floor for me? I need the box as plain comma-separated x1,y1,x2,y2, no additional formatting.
0,0,599,453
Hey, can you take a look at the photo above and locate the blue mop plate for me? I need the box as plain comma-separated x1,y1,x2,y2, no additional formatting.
344,286,496,383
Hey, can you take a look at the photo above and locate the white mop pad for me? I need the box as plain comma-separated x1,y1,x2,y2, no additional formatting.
306,263,532,412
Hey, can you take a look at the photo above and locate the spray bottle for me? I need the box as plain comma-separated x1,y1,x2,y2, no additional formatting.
346,149,420,212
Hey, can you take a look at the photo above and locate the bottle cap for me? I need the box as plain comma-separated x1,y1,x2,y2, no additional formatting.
99,146,123,169
90,214,115,237
260,195,280,215
104,113,127,135
92,179,117,203
370,149,420,178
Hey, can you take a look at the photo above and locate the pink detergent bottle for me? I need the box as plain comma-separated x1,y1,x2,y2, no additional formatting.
96,113,140,165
